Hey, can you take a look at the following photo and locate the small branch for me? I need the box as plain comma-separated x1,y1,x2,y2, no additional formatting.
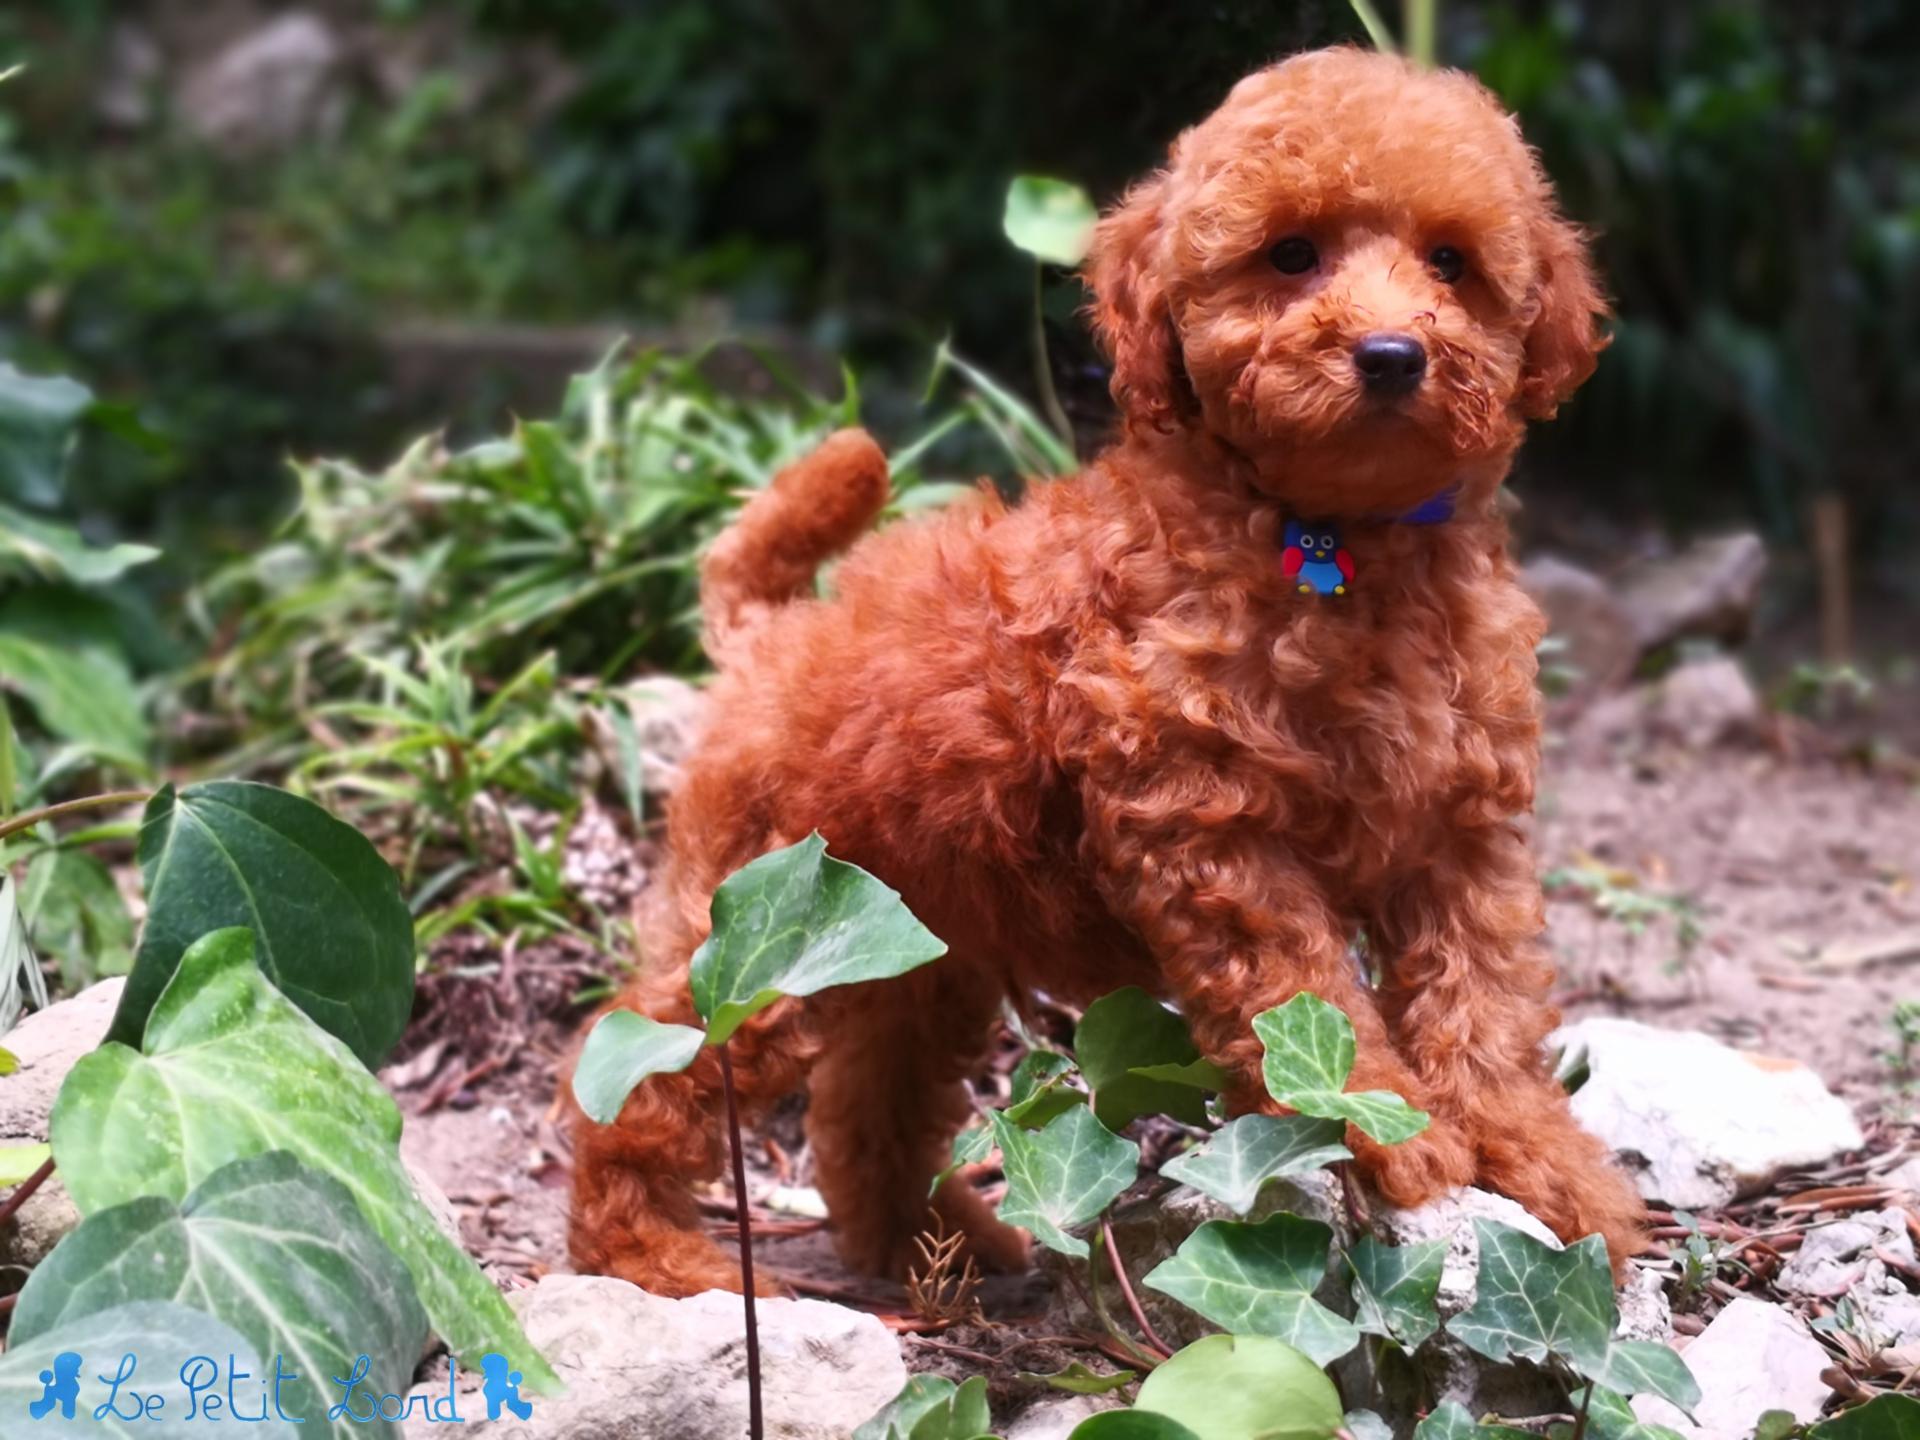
1079,1244,1165,1370
1031,264,1075,454
0,1156,56,1228
717,1046,764,1440
0,790,150,843
1101,1214,1174,1358
1568,1378,1596,1440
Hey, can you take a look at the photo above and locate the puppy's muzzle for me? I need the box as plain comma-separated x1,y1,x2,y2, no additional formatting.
1353,332,1427,397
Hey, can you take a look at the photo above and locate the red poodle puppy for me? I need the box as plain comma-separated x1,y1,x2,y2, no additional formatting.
568,46,1646,1297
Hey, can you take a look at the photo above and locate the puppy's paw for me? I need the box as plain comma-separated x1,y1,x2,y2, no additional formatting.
593,1224,772,1298
1349,1115,1477,1211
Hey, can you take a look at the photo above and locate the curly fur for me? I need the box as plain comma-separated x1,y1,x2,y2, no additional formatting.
567,47,1645,1298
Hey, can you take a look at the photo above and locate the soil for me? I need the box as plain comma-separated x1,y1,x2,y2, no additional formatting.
386,737,1920,1406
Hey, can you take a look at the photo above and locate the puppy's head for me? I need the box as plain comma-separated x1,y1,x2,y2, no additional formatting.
1086,47,1604,515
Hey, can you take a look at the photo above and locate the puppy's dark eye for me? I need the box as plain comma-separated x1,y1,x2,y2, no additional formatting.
1269,236,1318,275
1429,245,1467,283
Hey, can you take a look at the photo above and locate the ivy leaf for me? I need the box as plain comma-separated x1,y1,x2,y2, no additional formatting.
1448,1220,1616,1374
0,361,91,508
1415,1402,1536,1440
24,847,136,984
1810,1395,1920,1440
1131,1333,1343,1440
990,1105,1138,1259
12,1152,428,1440
109,782,416,1069
1002,176,1098,267
0,626,148,766
1588,1340,1701,1415
1158,1114,1350,1215
1253,993,1429,1145
1128,1059,1230,1091
1348,1235,1446,1350
1015,1361,1135,1395
1070,1416,1202,1440
905,1375,995,1440
0,500,160,585
1560,1386,1692,1440
51,928,557,1394
1077,986,1211,1130
571,1011,705,1123
0,1300,299,1439
689,833,947,1045
857,1376,961,1440
1005,1048,1085,1128
1142,1213,1360,1366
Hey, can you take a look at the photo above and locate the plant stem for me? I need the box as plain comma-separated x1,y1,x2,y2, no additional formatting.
1100,1214,1174,1358
0,1156,55,1228
1569,1378,1596,1440
718,1045,764,1440
0,790,149,844
1407,0,1439,67
1346,0,1400,54
1031,263,1075,455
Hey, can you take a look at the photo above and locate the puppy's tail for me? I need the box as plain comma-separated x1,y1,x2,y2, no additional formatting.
701,427,891,665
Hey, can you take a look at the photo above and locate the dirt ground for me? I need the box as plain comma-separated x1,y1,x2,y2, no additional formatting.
389,740,1920,1336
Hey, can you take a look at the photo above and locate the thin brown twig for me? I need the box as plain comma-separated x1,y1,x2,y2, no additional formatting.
718,1046,764,1440
1100,1214,1174,1359
0,1157,56,1228
0,790,149,843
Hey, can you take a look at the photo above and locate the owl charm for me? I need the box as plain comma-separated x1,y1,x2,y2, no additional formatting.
1281,518,1355,596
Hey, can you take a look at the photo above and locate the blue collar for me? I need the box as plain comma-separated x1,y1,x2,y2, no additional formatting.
1393,485,1459,525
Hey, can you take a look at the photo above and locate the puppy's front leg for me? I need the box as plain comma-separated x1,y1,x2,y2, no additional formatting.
1368,822,1646,1272
1087,812,1475,1205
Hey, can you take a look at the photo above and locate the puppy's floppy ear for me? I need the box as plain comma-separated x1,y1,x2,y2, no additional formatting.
1084,175,1181,432
1519,210,1609,420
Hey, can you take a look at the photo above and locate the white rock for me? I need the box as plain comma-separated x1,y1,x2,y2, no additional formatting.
177,12,344,155
1633,1299,1833,1440
0,977,125,1142
403,1275,907,1440
1776,1209,1912,1298
1616,534,1767,653
1006,1395,1120,1440
1368,1186,1559,1317
1553,1018,1864,1208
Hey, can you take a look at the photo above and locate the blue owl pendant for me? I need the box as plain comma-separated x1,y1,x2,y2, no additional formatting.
1282,519,1354,596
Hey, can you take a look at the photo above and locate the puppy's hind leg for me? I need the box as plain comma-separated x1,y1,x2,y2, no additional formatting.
568,988,819,1297
805,971,1029,1282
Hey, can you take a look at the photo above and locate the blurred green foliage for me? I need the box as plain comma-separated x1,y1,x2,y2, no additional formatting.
0,0,1917,565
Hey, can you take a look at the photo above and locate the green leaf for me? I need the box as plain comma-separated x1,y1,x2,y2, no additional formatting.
1158,1114,1351,1215
0,626,148,763
1070,1416,1202,1440
1003,176,1099,266
1588,1340,1701,1414
1015,1362,1136,1396
1143,1213,1359,1365
12,1152,429,1440
0,362,91,508
1077,987,1212,1130
907,1375,995,1440
1,870,49,1035
1253,994,1429,1145
1811,1396,1920,1440
1568,1386,1691,1440
1004,1049,1087,1128
0,1139,48,1182
109,782,416,1069
1128,1059,1230,1091
991,1105,1139,1259
1348,1235,1445,1350
51,929,557,1394
857,1376,952,1440
0,1300,299,1439
23,847,136,984
1132,1333,1343,1440
572,1010,705,1123
1448,1220,1617,1375
1755,1412,1804,1440
689,833,947,1045
0,1045,17,1075
0,501,160,584
1415,1402,1535,1440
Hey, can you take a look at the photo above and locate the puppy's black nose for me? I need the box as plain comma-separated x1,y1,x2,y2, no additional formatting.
1353,332,1427,395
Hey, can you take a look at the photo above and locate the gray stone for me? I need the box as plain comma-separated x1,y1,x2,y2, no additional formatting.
1616,534,1767,653
0,1176,80,1273
177,12,344,155
1522,556,1639,707
404,1274,908,1440
1553,1017,1864,1209
1647,656,1764,750
1006,1395,1121,1440
1633,1298,1833,1440
0,977,125,1142
1776,1209,1911,1298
